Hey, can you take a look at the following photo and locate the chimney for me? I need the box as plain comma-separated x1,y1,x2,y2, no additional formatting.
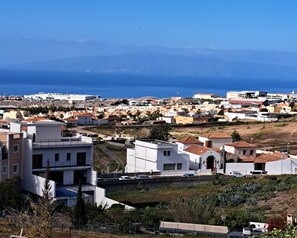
205,139,212,148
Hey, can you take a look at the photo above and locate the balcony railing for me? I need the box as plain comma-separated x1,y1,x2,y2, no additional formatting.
32,162,92,171
32,139,92,148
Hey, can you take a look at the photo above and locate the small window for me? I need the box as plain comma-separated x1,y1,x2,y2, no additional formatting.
177,163,182,170
13,145,19,153
163,151,166,156
250,150,254,155
167,151,171,156
12,164,19,174
55,153,59,162
67,153,71,161
243,150,246,155
163,164,176,170
2,166,7,174
13,134,20,139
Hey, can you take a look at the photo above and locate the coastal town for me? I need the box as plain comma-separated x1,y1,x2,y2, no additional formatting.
1,90,297,237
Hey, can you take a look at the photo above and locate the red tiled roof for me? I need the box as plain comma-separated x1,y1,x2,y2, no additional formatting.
213,147,221,153
24,117,47,123
200,132,231,139
184,144,210,155
225,141,256,148
177,136,201,144
254,152,288,163
239,157,255,163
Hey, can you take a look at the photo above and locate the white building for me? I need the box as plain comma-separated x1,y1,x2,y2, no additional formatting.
176,136,203,152
24,92,98,102
183,144,221,174
199,132,232,149
10,120,97,206
126,140,190,174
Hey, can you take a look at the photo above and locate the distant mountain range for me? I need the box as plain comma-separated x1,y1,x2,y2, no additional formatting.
2,38,297,78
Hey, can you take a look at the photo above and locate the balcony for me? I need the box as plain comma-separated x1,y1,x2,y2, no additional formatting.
32,162,92,172
32,138,92,149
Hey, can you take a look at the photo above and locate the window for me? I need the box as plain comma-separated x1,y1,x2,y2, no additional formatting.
67,153,71,161
163,151,166,156
177,163,182,170
167,151,171,156
2,166,7,174
77,152,86,166
163,164,176,170
250,150,254,155
32,154,43,169
55,153,59,162
163,150,171,156
13,144,19,153
243,150,246,156
12,164,19,174
13,134,20,139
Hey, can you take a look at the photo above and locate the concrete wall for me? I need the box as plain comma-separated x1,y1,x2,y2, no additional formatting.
265,159,297,175
34,125,61,142
22,174,56,198
94,186,133,210
225,163,254,175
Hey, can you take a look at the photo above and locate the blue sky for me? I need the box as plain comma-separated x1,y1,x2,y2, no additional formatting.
1,0,297,50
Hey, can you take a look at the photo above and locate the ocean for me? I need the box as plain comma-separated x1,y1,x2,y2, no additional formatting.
0,69,296,98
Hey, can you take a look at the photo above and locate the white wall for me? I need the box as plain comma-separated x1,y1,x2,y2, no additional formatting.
126,141,190,173
94,187,134,210
22,174,56,198
199,137,232,149
265,159,297,175
35,125,61,141
10,122,22,133
225,163,254,175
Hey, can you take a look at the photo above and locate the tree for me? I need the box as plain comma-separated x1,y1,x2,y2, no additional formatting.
149,124,171,141
231,130,241,142
0,178,24,210
169,196,216,224
72,180,87,228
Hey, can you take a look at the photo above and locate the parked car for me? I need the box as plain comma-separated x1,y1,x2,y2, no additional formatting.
135,175,151,179
182,173,195,177
119,176,132,180
229,171,245,178
250,170,267,175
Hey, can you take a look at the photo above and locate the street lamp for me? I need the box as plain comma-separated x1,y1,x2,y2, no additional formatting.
287,143,290,153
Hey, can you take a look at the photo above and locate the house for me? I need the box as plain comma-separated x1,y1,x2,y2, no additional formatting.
184,144,221,174
10,120,97,206
65,113,101,126
224,141,257,162
199,132,232,149
0,132,23,182
254,151,288,173
176,136,203,152
125,140,190,174
193,93,220,100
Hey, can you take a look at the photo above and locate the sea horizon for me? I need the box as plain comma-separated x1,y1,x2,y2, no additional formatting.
0,69,296,98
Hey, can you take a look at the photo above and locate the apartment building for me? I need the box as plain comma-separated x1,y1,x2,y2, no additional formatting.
0,132,23,182
10,120,97,205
